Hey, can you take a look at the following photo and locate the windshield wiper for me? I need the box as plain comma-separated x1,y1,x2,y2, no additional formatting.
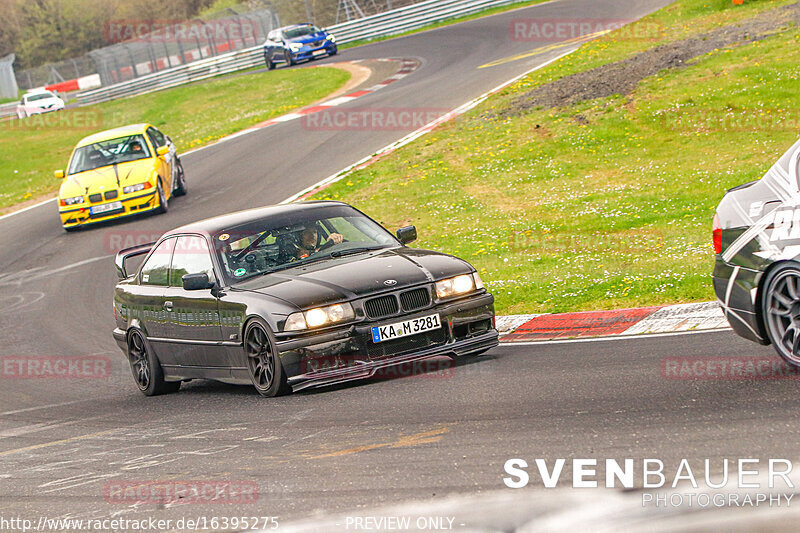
329,246,385,258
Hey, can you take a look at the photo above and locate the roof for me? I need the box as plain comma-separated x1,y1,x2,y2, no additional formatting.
76,123,151,147
164,201,351,237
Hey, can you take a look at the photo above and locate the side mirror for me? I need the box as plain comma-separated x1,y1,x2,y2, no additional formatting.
396,226,417,245
156,146,169,156
182,273,214,291
54,169,65,179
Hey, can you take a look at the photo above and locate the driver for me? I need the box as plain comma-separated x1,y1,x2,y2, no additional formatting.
296,223,344,259
129,141,143,154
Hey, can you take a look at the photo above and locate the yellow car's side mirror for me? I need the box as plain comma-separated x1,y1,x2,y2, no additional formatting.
156,146,169,157
54,170,65,179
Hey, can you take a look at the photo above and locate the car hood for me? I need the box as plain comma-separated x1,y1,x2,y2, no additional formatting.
60,160,154,197
233,247,474,310
288,31,328,45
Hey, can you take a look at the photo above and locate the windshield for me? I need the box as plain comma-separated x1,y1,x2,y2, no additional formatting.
214,205,398,283
68,134,151,175
283,25,321,39
26,93,56,102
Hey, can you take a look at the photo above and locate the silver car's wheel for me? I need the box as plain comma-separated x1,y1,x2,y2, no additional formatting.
763,263,800,367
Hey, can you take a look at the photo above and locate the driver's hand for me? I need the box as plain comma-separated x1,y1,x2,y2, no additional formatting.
327,233,344,245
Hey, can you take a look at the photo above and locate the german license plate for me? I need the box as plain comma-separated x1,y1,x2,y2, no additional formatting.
312,49,326,56
90,201,122,214
371,314,441,343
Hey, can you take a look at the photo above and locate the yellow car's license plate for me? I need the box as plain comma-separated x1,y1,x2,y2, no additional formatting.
90,201,122,215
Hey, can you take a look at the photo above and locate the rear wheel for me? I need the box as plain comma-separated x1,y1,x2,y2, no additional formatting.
762,262,800,367
128,330,180,396
155,179,168,214
244,319,291,397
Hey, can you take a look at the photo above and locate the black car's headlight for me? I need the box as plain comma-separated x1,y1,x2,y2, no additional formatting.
435,273,483,299
284,302,355,331
60,195,84,206
123,182,151,194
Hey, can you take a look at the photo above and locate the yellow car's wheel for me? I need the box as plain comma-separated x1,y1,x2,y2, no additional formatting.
155,179,169,214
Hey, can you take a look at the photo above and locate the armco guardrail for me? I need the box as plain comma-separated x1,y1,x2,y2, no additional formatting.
78,0,528,105
0,102,18,119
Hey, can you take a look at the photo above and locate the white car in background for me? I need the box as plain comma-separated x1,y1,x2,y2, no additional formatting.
16,89,65,118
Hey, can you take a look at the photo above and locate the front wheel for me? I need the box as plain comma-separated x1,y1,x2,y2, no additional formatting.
155,179,168,214
762,262,800,367
128,330,180,396
284,50,295,67
244,319,291,397
266,53,275,70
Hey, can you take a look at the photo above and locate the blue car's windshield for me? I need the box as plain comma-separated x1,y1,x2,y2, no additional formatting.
283,25,321,39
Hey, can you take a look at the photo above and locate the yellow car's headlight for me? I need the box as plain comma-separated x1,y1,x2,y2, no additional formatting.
60,195,84,206
284,302,355,331
123,182,152,194
435,273,483,299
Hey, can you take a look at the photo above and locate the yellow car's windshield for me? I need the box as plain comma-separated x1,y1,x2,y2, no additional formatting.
68,134,151,175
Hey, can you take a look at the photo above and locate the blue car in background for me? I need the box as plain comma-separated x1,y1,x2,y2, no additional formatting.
264,23,338,69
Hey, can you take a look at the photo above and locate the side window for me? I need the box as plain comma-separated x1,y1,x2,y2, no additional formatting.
146,127,166,148
170,235,216,287
140,238,175,286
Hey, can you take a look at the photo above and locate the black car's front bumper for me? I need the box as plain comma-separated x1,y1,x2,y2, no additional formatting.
276,292,498,392
712,257,768,344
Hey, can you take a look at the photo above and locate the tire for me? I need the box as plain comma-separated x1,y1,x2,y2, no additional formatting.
284,50,295,67
172,159,187,197
155,179,168,214
63,225,79,233
127,329,180,396
329,46,338,56
762,262,800,367
244,319,291,397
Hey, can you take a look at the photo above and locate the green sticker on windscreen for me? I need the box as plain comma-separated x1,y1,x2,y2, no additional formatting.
234,268,246,277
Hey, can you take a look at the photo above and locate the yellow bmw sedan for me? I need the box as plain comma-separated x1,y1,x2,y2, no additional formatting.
56,123,186,231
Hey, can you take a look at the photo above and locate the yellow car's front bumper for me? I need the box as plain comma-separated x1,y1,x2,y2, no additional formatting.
59,189,159,229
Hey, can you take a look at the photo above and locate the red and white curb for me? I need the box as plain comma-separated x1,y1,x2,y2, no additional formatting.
192,58,420,148
498,301,730,342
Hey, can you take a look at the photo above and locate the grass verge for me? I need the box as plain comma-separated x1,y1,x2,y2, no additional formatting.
310,0,800,314
0,66,350,212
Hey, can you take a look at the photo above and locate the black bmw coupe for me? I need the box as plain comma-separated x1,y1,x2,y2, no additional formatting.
713,139,800,365
113,202,498,396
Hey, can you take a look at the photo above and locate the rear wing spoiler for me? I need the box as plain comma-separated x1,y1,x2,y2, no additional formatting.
115,242,156,279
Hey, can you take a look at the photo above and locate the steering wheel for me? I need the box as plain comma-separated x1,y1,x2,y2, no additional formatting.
315,237,348,254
